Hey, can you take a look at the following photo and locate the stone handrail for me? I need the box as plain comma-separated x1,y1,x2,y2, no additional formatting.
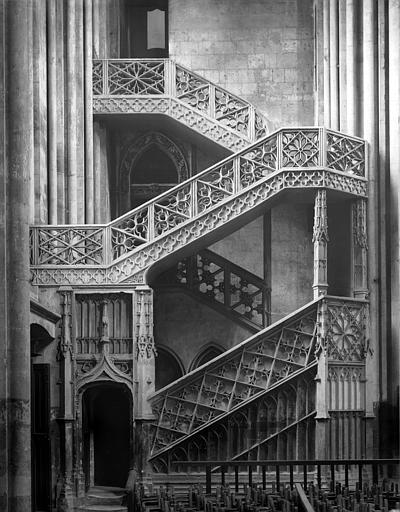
157,247,271,330
30,128,367,286
92,58,272,145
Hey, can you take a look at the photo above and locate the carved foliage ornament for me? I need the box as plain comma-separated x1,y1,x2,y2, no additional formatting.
352,200,368,249
312,189,329,243
136,290,157,360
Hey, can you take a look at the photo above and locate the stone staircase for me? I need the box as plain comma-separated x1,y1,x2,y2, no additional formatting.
79,486,128,512
29,128,367,288
148,296,368,472
92,59,272,152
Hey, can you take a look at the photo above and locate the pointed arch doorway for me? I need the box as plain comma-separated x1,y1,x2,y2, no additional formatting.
82,382,132,488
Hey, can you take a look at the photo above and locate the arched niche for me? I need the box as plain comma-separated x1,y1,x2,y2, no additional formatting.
119,132,189,214
155,345,184,391
190,342,224,371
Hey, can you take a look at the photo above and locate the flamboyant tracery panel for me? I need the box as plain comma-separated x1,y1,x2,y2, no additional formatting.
325,299,369,362
149,301,319,460
30,128,367,287
157,248,270,329
153,373,316,473
148,296,369,470
93,59,270,144
74,293,134,382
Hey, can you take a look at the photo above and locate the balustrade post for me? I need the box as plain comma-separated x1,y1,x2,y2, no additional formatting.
209,84,215,118
248,106,256,142
277,131,283,169
351,199,368,299
103,59,108,95
103,225,112,265
312,190,329,299
148,204,155,241
190,180,198,218
164,59,175,96
57,287,75,511
320,127,327,167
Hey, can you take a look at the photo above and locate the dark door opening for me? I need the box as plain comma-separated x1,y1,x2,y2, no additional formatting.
83,383,131,488
31,363,51,512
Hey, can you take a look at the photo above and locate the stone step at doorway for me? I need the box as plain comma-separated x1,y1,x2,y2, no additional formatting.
79,486,128,512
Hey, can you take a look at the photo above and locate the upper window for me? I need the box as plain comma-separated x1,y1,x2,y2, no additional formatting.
121,0,168,58
147,9,166,50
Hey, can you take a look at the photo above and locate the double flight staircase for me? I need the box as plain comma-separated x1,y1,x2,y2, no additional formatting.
30,59,369,477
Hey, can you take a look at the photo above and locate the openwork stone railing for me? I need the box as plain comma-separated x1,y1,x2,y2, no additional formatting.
92,59,271,150
30,128,367,286
157,248,270,330
148,296,369,471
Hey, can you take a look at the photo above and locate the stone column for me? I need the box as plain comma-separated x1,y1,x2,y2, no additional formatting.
314,299,330,460
84,0,94,223
363,0,379,457
312,189,329,299
57,288,75,512
338,0,346,131
389,0,400,414
67,0,78,223
135,288,156,419
323,0,331,127
346,0,357,134
134,288,156,481
47,0,58,223
329,0,339,130
0,2,34,510
351,200,368,299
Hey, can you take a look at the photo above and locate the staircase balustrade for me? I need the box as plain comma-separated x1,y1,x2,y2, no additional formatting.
92,59,270,148
30,128,367,287
157,248,271,330
148,296,368,472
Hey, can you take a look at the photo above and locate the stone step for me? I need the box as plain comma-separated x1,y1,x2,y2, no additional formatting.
82,486,128,510
78,506,127,512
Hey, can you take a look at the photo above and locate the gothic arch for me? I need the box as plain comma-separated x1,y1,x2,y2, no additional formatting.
189,342,225,371
119,132,189,213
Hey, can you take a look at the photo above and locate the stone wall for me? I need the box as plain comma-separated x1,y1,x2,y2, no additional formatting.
169,0,315,127
209,216,264,278
154,290,252,371
271,201,313,321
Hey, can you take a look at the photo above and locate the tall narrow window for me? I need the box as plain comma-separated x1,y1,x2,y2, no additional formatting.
121,0,168,58
147,9,166,50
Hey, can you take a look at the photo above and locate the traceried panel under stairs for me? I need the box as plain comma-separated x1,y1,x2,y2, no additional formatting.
149,296,369,472
92,59,272,151
156,248,270,331
30,128,367,287
149,298,319,470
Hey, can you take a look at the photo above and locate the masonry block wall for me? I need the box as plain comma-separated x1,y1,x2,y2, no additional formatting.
169,0,315,127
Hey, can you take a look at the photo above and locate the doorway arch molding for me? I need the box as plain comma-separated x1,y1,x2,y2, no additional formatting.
119,131,189,212
75,354,134,393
